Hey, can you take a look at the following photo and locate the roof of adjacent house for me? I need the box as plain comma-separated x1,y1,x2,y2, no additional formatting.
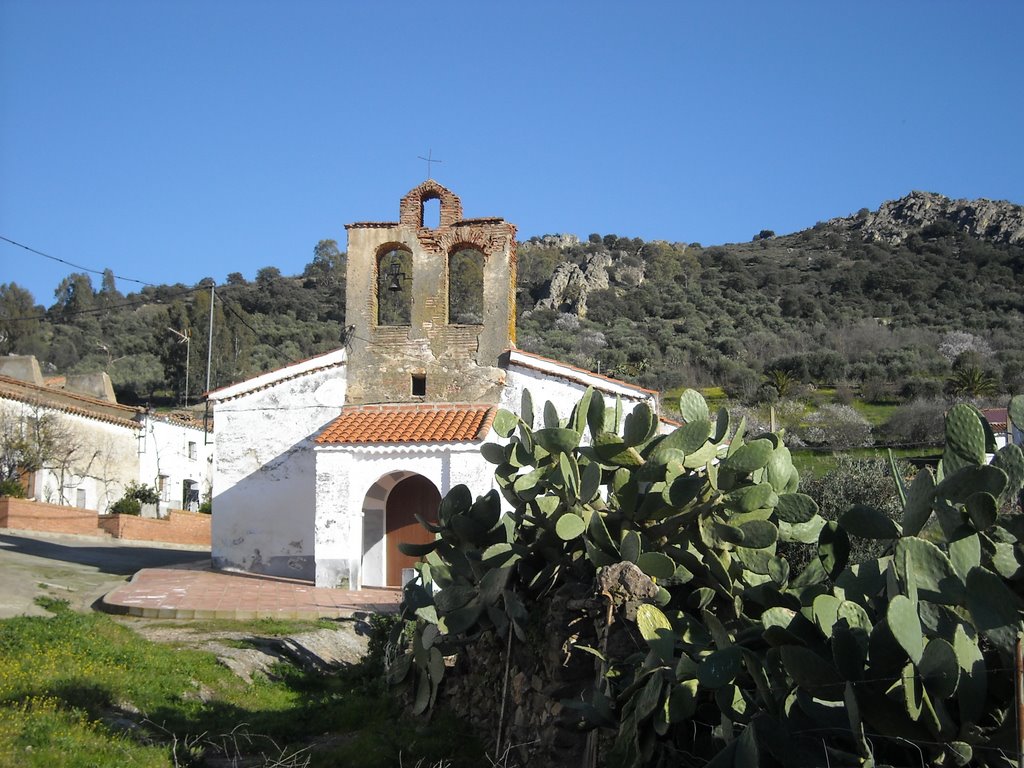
981,408,1009,432
0,374,142,429
315,403,496,445
207,347,347,402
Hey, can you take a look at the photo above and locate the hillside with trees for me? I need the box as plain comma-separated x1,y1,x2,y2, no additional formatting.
2,192,1021,439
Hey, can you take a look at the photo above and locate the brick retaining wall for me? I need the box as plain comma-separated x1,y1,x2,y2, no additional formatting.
1,497,210,546
0,497,97,534
97,510,210,546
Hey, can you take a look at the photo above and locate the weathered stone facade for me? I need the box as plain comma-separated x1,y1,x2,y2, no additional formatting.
344,180,517,406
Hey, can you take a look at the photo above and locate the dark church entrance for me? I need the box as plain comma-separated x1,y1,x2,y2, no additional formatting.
385,475,441,586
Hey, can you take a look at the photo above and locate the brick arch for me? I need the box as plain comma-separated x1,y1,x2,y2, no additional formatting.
375,242,412,272
375,244,412,326
448,245,485,325
420,228,511,256
399,180,463,229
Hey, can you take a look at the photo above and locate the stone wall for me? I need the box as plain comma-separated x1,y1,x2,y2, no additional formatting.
343,181,517,406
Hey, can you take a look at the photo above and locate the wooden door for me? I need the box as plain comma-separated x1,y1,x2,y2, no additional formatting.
385,475,441,586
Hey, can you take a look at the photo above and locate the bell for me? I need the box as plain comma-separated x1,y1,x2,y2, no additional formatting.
388,275,403,292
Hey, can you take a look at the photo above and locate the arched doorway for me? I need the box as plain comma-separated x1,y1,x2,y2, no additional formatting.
384,475,441,586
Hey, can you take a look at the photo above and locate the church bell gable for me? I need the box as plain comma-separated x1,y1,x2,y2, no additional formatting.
343,182,517,406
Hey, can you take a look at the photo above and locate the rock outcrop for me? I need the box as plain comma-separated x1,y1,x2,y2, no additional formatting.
528,233,580,249
855,190,1024,245
535,253,614,316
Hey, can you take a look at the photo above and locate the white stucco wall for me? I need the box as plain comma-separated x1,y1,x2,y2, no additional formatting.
1,398,139,512
501,359,657,428
138,417,212,515
313,442,495,588
210,357,346,580
207,347,661,590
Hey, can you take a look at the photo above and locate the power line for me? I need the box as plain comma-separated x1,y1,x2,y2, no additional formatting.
0,285,210,322
0,234,157,287
213,290,290,362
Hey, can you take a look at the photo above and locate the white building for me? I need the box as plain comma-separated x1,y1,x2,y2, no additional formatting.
209,182,660,588
0,356,212,515
138,413,213,515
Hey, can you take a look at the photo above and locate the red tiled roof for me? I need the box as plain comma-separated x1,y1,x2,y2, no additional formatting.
0,374,141,430
982,408,1009,432
316,403,496,445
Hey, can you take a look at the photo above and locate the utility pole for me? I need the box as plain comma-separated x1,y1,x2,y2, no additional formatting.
168,327,191,407
204,282,215,444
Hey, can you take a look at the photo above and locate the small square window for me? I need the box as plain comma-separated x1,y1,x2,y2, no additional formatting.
188,441,197,460
411,374,426,397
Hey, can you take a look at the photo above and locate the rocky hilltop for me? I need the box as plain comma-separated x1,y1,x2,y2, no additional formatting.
844,191,1024,246
521,189,1024,329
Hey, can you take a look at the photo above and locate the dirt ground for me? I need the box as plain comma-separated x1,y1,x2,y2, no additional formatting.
0,529,209,618
0,529,371,678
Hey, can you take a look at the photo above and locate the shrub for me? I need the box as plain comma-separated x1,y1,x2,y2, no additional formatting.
801,403,872,447
109,481,160,515
0,478,25,498
109,496,141,516
123,481,160,505
882,397,946,445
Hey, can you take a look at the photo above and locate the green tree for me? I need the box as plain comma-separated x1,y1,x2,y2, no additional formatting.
52,273,96,318
0,283,45,357
765,367,798,398
946,363,998,398
303,239,345,287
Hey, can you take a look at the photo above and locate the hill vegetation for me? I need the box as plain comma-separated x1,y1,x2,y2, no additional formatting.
2,193,1021,425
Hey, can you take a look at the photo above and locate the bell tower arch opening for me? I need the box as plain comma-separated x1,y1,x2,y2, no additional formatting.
448,246,485,325
422,196,441,229
376,246,412,326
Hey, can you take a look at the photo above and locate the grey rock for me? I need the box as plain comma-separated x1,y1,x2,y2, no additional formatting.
854,190,1024,245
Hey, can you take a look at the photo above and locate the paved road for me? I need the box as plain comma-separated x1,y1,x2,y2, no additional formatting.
0,529,209,618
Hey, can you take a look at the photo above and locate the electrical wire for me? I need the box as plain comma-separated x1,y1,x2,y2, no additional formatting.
0,284,210,322
213,290,290,362
0,234,157,287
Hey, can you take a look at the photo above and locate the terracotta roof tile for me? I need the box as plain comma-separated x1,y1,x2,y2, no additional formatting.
0,374,141,430
981,408,1009,432
316,403,496,445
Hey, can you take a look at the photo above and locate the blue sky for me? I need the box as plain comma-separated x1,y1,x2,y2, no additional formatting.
2,1,1022,305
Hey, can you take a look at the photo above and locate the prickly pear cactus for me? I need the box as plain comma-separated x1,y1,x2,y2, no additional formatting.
394,390,1024,768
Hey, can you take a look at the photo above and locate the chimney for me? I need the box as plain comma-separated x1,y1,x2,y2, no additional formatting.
0,355,44,386
64,372,118,404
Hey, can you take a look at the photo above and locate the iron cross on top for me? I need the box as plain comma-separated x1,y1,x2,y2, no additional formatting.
418,149,443,179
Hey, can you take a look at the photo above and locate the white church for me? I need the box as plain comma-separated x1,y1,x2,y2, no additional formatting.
209,181,660,589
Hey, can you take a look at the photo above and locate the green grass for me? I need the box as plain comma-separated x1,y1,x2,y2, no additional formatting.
156,616,336,636
792,446,941,478
0,605,482,768
849,400,900,426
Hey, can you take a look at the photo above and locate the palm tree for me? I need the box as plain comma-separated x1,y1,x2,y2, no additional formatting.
766,368,797,398
946,364,998,399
